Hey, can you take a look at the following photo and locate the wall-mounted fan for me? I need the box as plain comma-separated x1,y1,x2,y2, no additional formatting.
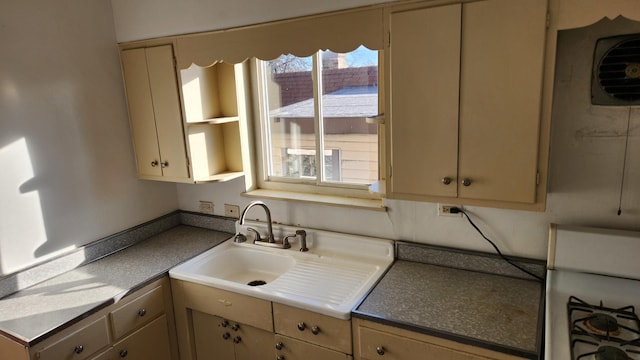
591,34,640,105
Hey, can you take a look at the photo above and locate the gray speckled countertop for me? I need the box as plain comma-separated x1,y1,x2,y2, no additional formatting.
0,225,231,345
354,260,543,358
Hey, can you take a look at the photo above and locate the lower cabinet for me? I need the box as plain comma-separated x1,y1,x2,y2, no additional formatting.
171,279,354,360
352,319,526,360
12,277,178,360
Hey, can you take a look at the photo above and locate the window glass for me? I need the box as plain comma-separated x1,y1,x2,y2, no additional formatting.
260,46,379,188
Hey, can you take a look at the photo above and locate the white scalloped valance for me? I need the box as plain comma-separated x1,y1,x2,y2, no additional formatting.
176,8,384,69
554,0,640,30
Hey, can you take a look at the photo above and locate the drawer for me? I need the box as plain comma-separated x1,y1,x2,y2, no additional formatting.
275,335,350,360
89,348,114,360
273,303,351,354
113,314,171,360
110,285,165,339
35,317,110,360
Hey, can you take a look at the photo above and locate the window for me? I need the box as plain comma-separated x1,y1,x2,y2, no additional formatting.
255,46,381,199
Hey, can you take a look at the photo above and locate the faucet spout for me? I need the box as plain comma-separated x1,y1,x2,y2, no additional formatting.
239,201,275,243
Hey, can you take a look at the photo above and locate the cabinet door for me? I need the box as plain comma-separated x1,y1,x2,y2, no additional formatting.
121,45,189,180
458,0,546,203
192,312,235,360
113,315,171,360
145,46,190,180
121,48,163,178
233,322,275,360
389,4,461,198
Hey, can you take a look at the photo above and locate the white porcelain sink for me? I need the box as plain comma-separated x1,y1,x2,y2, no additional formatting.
170,222,394,319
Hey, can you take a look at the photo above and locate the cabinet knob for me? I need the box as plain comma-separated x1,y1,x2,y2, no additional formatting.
442,177,452,185
311,326,320,335
233,336,242,344
275,342,284,350
74,345,84,354
297,322,306,331
461,178,472,187
376,346,385,355
222,332,230,340
231,323,240,331
161,161,169,168
137,308,146,317
219,320,229,328
119,349,128,358
277,356,285,360
150,160,159,167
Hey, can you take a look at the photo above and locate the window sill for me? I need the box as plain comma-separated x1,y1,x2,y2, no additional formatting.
242,189,387,212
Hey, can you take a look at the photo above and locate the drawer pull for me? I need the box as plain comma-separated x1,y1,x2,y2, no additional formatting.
220,320,229,328
277,356,285,360
119,349,128,358
222,332,230,340
232,323,240,331
74,345,84,354
376,346,385,355
275,342,284,350
137,308,146,317
297,322,306,331
311,325,320,335
233,336,242,344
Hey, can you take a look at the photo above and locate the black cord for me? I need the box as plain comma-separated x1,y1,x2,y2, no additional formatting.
452,208,544,282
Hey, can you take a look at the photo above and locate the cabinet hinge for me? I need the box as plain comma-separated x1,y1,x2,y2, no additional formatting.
546,13,551,28
173,56,177,68
388,165,392,178
387,31,391,47
536,172,540,185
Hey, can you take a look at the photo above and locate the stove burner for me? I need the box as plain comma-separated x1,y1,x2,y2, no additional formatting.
594,346,629,360
586,314,622,336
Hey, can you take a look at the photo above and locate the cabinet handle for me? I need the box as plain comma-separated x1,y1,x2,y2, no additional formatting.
119,349,128,358
222,332,230,340
74,345,84,354
275,342,284,350
161,161,169,168
442,177,452,185
311,326,320,335
220,320,229,328
233,336,242,344
461,178,472,187
277,356,285,360
137,308,146,317
150,160,159,167
376,346,385,355
232,323,240,331
297,322,306,331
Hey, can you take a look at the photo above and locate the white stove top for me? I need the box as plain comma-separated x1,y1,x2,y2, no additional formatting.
545,224,640,360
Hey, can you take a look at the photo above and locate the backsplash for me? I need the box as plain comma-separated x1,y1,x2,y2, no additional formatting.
0,212,235,299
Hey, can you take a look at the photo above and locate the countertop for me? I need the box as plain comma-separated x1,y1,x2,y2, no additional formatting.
0,225,231,345
354,246,544,359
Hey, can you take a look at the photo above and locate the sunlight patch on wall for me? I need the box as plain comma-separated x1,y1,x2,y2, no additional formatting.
0,138,68,275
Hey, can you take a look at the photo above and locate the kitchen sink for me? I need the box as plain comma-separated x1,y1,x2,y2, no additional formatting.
170,222,394,319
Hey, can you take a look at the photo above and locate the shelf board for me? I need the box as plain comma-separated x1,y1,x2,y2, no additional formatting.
186,116,239,125
193,171,244,184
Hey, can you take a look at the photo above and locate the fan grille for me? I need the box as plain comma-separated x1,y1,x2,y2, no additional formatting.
593,35,640,104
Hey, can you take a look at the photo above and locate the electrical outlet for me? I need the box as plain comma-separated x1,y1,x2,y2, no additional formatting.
224,204,240,219
199,201,214,214
438,204,462,217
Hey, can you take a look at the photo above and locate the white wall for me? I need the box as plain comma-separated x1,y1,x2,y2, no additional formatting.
0,0,179,275
110,0,396,43
113,0,640,260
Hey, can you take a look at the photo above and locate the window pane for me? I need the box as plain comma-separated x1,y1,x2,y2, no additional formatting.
319,46,379,185
263,54,315,179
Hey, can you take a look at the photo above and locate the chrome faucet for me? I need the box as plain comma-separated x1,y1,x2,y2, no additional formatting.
239,201,275,243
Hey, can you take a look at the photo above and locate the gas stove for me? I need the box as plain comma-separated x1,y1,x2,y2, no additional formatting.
545,224,640,360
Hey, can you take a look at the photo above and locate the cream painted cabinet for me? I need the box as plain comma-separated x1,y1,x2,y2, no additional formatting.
387,0,548,209
353,319,526,360
121,45,190,182
2,278,180,360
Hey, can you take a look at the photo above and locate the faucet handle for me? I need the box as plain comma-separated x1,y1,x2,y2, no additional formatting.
247,228,262,242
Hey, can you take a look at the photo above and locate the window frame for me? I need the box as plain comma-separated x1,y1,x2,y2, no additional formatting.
250,50,383,200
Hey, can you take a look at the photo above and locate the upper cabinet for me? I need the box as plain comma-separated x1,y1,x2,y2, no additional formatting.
120,43,252,184
386,0,548,210
121,45,190,182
